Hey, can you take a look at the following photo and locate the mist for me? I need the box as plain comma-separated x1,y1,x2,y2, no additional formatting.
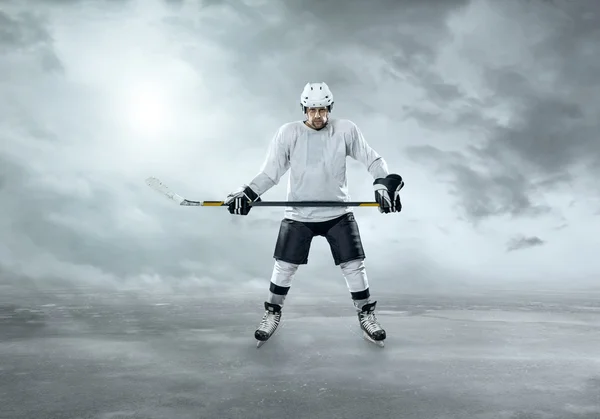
2,0,600,298
2,1,600,418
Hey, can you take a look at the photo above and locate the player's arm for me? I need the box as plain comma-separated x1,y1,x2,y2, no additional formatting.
347,122,404,214
247,126,291,195
225,127,290,215
347,122,389,179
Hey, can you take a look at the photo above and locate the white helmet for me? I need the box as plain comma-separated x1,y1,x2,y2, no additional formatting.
300,82,334,113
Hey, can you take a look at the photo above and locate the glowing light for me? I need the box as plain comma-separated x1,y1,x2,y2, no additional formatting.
125,84,171,136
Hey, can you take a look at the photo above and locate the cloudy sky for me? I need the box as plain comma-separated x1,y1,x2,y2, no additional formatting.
1,0,599,299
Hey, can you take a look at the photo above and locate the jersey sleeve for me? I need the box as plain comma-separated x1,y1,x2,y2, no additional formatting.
347,122,389,179
247,126,291,196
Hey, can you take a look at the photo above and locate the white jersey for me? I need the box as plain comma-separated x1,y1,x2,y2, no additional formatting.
248,118,389,222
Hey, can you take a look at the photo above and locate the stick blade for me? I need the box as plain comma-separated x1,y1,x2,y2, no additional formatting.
145,177,185,205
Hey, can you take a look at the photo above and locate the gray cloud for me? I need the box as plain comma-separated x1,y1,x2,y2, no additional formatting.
0,11,49,47
405,145,552,223
1,0,471,286
480,69,593,178
405,0,600,223
1,0,599,295
160,0,471,119
506,236,545,252
0,10,64,74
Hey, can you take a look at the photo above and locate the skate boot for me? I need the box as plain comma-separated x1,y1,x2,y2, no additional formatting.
254,302,282,345
358,301,386,346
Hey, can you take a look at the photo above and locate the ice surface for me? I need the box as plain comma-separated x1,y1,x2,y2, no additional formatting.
1,288,599,419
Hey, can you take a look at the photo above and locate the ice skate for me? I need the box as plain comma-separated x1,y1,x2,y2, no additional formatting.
358,301,386,347
255,302,282,348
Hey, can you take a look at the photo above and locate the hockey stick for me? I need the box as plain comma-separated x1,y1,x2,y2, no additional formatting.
145,177,379,207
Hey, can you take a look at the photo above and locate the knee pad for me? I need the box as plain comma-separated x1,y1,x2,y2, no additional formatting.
340,258,369,292
270,260,299,288
340,258,365,275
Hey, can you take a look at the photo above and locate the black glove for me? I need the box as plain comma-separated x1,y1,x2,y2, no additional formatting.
224,185,261,215
373,174,404,213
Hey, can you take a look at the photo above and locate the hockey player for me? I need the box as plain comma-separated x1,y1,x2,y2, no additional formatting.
224,82,404,345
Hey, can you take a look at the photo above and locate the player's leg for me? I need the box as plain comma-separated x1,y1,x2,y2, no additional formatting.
324,213,368,306
325,213,386,341
339,258,370,310
267,259,299,306
269,217,315,305
255,218,314,341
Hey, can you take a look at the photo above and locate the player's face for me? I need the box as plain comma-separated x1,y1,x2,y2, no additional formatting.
306,107,328,129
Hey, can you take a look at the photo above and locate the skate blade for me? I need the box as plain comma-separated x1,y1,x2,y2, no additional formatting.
363,332,385,347
256,339,268,348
